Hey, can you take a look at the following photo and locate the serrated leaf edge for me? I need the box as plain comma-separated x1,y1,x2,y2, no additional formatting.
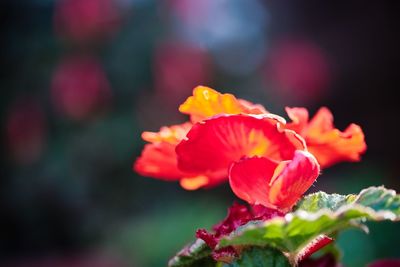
218,197,399,254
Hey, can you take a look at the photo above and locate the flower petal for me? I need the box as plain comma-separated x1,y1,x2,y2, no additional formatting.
308,123,366,167
229,156,279,207
195,202,282,259
286,106,367,168
196,202,254,249
141,122,192,144
176,114,305,176
134,143,226,189
180,175,209,190
238,99,269,115
306,107,335,136
229,151,319,210
179,86,267,123
285,107,309,133
212,202,254,237
133,143,184,180
179,86,243,123
268,151,320,209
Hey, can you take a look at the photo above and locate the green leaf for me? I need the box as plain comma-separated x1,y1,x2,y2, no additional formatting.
295,192,356,212
223,247,291,267
168,238,213,267
354,187,400,213
296,186,400,214
218,186,400,262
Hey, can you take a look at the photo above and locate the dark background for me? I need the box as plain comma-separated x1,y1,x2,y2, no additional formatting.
1,1,399,266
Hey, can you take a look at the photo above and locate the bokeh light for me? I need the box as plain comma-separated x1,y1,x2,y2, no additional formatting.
168,0,269,75
51,55,112,121
5,97,47,165
54,0,121,44
153,41,213,106
264,39,331,105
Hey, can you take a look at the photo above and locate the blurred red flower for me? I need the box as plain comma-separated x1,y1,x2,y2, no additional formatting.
154,43,213,106
285,107,366,167
51,55,112,121
167,0,211,28
265,39,331,105
54,0,121,44
5,97,46,165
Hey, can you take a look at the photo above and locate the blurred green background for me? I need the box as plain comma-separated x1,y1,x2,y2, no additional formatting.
1,1,399,266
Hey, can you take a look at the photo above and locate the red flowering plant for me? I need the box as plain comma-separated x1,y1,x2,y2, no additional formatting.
133,86,399,267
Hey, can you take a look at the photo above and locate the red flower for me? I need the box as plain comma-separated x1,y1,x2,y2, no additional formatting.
285,107,366,167
135,87,366,194
134,86,267,189
175,112,320,210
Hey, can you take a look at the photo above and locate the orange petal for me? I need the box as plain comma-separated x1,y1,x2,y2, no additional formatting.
180,175,209,190
306,107,335,138
238,99,269,115
179,86,267,123
134,140,227,189
285,107,309,133
307,123,366,167
141,122,192,145
229,151,319,210
286,106,367,168
176,114,305,176
133,143,185,180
